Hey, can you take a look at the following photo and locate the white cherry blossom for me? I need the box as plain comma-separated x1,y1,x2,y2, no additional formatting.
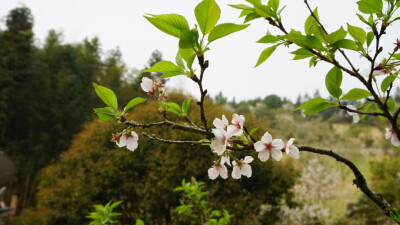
346,105,360,124
208,162,228,180
285,138,300,159
385,128,400,146
227,114,245,136
210,128,232,155
140,77,155,95
213,115,229,131
232,156,254,179
254,132,284,162
117,131,139,151
221,154,231,166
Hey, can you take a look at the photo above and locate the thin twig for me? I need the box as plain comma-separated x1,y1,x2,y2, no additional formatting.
141,132,208,145
124,120,210,136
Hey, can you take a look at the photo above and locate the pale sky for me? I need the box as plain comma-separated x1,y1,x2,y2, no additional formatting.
1,0,399,101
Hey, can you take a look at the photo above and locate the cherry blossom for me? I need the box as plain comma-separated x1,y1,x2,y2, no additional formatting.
346,105,360,124
232,156,254,179
227,114,245,136
208,161,228,180
210,128,232,155
385,128,400,146
213,115,229,131
285,138,300,159
116,131,139,151
221,153,231,166
140,77,155,96
254,132,284,162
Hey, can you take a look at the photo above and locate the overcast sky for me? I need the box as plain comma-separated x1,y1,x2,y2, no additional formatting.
1,0,399,101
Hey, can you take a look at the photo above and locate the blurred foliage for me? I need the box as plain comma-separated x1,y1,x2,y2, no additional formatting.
17,93,298,225
346,156,400,225
87,201,122,225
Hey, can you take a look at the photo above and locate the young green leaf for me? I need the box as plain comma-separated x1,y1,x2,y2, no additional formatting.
124,97,147,111
244,13,261,23
304,8,319,36
144,14,190,38
249,127,258,135
330,39,359,51
357,0,383,14
179,48,196,69
182,97,192,115
255,45,278,67
388,98,395,111
257,34,280,43
381,75,397,92
309,56,318,67
136,219,145,225
366,31,374,47
94,107,116,122
281,30,325,51
341,88,371,100
254,5,275,18
228,4,253,10
179,30,197,49
165,102,183,116
195,0,221,35
325,66,343,98
208,23,250,43
175,51,186,69
93,83,118,109
326,27,347,44
347,23,366,45
290,48,314,60
142,61,185,78
294,97,331,114
268,0,280,11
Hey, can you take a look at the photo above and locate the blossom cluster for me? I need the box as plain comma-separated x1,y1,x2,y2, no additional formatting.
208,114,299,180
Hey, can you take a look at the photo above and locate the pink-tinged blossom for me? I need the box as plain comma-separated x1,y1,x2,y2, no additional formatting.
232,156,254,179
208,161,228,180
385,128,400,146
285,138,300,159
346,105,360,124
213,115,229,131
116,131,139,151
140,77,155,96
254,132,284,162
221,153,231,166
227,114,245,136
210,128,232,155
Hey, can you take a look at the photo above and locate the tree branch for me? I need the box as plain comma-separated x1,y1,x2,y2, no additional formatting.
141,132,207,145
124,120,210,136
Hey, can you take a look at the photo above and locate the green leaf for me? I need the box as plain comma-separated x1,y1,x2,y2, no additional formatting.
366,31,374,47
195,0,221,35
290,48,314,60
124,97,146,111
388,98,395,111
326,27,347,44
357,0,383,14
182,97,191,115
143,61,184,78
294,97,331,114
341,88,371,100
93,107,116,122
347,23,366,45
255,45,278,67
165,102,183,116
93,83,118,109
228,4,253,10
268,0,279,11
304,8,319,35
281,30,325,51
244,13,261,23
254,5,275,18
179,30,197,49
257,34,280,43
179,48,196,69
144,14,189,38
357,13,369,25
381,75,397,92
325,66,343,98
176,51,186,69
330,39,359,51
208,23,250,43
309,56,318,67
249,127,258,135
136,219,145,225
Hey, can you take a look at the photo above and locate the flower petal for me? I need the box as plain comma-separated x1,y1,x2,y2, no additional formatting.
126,137,138,151
232,166,241,179
261,132,272,143
271,149,283,161
258,149,270,162
287,145,300,159
244,156,254,164
219,164,228,179
272,139,284,150
208,167,219,180
254,141,266,152
241,164,252,178
116,134,127,147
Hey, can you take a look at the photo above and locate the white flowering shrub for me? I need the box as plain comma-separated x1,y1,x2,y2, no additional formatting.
92,0,400,223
